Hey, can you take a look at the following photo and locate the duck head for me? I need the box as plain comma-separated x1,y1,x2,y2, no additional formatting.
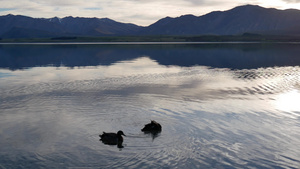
117,130,126,136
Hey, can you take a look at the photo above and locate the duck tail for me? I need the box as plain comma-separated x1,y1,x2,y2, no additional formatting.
99,132,106,137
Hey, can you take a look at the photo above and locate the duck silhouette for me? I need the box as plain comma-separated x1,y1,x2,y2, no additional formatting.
99,130,126,148
141,120,162,133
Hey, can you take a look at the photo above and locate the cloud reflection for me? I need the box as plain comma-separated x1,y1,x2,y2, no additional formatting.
275,89,300,113
1,56,300,117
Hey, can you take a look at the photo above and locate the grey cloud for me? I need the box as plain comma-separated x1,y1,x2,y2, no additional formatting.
84,7,102,11
185,0,211,5
282,0,300,2
1,0,286,26
0,8,16,12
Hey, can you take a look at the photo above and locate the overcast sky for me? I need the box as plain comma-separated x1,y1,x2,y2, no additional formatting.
1,0,300,26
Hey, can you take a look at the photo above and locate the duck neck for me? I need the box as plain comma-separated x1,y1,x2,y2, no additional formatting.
118,135,123,142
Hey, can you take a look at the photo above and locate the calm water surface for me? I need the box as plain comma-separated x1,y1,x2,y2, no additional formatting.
0,43,300,168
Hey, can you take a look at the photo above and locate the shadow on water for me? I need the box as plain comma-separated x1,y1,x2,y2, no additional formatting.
1,43,300,70
142,131,161,141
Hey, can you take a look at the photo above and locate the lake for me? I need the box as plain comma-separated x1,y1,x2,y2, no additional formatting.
0,43,300,168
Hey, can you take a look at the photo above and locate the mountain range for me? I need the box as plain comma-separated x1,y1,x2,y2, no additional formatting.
1,4,300,39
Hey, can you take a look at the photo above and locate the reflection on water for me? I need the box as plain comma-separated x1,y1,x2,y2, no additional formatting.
275,90,300,113
1,43,300,70
0,44,300,168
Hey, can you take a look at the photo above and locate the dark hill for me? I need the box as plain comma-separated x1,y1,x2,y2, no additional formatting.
140,5,300,35
0,14,142,38
1,5,300,38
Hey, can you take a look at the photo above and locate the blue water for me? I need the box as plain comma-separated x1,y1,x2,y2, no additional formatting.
0,43,300,168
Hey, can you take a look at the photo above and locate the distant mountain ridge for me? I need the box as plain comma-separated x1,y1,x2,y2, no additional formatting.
142,5,300,35
1,5,300,38
0,14,142,38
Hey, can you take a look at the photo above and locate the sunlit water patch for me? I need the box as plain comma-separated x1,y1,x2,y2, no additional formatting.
0,45,300,168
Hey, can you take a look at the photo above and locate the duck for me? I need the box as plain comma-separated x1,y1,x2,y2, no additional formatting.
99,130,126,147
141,120,162,132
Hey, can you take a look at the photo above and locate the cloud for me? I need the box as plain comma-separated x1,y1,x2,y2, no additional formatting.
1,0,300,26
0,8,16,12
282,0,300,2
0,0,241,25
84,7,102,11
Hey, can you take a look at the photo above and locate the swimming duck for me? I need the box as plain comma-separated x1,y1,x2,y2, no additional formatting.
99,130,126,147
141,120,162,132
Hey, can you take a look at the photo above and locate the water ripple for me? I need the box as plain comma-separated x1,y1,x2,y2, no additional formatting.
1,65,300,168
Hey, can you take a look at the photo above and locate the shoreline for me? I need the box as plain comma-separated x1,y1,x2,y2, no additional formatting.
1,34,300,44
1,41,300,45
